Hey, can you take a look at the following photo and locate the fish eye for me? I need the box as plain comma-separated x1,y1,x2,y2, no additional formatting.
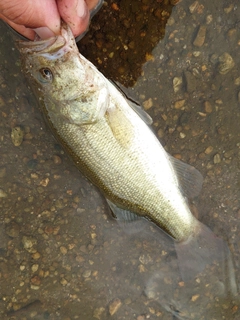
38,67,53,83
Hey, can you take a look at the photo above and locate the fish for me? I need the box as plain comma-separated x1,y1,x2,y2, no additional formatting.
17,23,227,281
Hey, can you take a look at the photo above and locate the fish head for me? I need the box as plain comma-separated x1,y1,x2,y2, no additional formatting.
17,23,109,124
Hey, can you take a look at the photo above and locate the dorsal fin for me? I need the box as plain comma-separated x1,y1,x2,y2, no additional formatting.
169,155,203,199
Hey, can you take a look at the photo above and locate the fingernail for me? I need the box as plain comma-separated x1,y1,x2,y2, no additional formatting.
77,0,88,18
33,27,55,40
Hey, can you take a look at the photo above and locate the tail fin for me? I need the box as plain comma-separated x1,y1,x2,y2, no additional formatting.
175,221,229,282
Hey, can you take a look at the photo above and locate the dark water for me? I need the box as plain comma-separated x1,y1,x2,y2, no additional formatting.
0,0,240,319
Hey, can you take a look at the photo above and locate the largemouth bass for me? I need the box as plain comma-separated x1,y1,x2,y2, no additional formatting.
17,23,226,280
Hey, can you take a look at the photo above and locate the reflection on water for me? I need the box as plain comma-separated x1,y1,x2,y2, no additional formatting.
0,0,240,319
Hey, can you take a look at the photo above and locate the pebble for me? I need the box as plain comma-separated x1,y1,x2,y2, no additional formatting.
60,246,68,255
60,278,68,286
11,126,24,146
22,236,37,253
143,98,153,110
174,99,185,109
224,4,234,14
206,14,213,24
189,1,199,13
31,264,39,273
193,51,201,57
191,294,200,302
204,101,213,113
30,285,40,290
93,307,105,319
109,298,122,316
234,77,240,86
52,155,62,165
193,25,206,47
205,146,213,154
213,153,221,164
30,275,41,286
180,132,186,139
157,128,164,138
173,76,182,93
218,52,235,74
32,252,41,260
39,178,50,187
0,189,7,198
82,270,91,278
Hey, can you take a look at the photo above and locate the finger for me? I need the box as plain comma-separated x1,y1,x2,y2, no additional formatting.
57,0,90,37
0,0,60,38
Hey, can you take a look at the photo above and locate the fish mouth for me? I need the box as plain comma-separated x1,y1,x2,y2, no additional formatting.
16,22,73,57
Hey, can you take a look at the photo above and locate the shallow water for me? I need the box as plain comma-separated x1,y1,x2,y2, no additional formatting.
0,0,240,319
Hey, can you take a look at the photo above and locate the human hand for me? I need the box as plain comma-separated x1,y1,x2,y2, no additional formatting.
0,0,100,40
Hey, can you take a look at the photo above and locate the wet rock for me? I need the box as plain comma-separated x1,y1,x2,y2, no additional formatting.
213,154,221,164
5,221,20,238
174,99,185,109
32,252,41,260
173,76,182,93
184,71,197,93
60,278,68,286
193,51,201,57
93,307,105,319
206,14,213,24
82,270,91,278
205,146,213,154
143,98,153,110
52,155,62,164
0,189,7,198
204,101,213,113
189,1,199,13
60,246,68,255
31,264,39,273
234,77,240,86
218,53,235,74
224,4,234,14
193,25,206,47
109,298,122,316
22,235,37,253
11,126,24,146
31,275,41,286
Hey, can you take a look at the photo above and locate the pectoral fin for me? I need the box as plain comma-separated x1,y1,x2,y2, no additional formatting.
127,100,153,125
109,80,153,125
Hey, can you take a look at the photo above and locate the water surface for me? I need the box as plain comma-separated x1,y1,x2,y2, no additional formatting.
0,0,239,319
